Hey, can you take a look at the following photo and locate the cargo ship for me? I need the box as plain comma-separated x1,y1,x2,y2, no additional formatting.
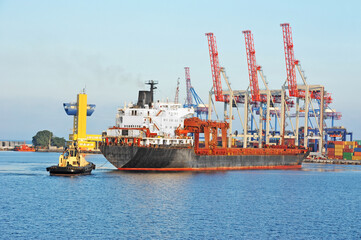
100,81,309,171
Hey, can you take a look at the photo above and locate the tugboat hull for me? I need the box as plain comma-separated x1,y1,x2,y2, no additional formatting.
46,162,96,176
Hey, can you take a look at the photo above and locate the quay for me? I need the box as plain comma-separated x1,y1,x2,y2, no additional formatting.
304,158,361,165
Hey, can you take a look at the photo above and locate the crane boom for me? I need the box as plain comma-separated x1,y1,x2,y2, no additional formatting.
184,67,193,106
174,78,180,104
281,23,299,97
242,30,261,102
205,33,224,102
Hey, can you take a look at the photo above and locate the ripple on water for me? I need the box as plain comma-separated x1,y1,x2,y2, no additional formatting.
0,153,361,239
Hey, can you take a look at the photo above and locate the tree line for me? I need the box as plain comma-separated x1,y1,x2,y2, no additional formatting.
32,130,66,148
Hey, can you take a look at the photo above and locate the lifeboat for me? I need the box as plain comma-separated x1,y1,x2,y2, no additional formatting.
14,144,35,152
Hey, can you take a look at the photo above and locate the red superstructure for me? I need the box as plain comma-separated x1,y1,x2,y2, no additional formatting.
176,117,307,156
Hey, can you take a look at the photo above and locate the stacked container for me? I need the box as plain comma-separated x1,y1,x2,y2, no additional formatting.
327,140,361,160
334,141,344,159
353,142,361,160
327,142,335,159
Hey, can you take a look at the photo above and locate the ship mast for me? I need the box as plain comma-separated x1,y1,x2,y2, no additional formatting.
145,80,158,107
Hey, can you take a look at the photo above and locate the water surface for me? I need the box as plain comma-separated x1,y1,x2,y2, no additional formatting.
0,152,360,239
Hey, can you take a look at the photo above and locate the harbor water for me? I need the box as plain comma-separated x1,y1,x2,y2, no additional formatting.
0,151,361,239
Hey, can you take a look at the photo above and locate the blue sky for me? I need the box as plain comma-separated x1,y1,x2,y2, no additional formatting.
1,0,360,140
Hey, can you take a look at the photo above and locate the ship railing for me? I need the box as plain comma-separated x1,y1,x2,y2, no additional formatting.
101,136,194,148
194,147,306,156
142,137,193,146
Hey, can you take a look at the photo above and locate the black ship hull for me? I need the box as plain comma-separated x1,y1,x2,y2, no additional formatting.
100,145,308,171
46,162,96,176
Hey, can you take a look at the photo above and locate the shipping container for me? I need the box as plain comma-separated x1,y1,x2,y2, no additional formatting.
352,156,361,160
343,152,353,160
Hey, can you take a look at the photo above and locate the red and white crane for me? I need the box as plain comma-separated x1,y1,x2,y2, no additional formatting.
242,30,261,102
280,23,335,154
280,23,300,98
281,23,333,104
205,33,224,102
243,30,282,146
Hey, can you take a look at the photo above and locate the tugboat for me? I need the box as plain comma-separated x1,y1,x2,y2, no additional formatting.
46,142,95,176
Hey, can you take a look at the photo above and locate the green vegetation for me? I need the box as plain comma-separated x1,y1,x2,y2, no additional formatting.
51,136,66,148
32,130,66,148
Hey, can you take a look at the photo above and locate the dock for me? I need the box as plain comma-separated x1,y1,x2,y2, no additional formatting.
304,159,361,165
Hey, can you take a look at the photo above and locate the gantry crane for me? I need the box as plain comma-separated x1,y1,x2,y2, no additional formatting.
183,67,208,119
280,23,337,155
205,33,249,147
243,30,290,147
243,30,269,147
202,26,341,154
